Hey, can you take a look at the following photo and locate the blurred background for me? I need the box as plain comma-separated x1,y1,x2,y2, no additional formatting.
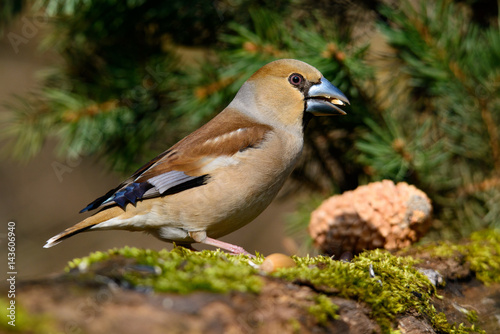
0,0,498,279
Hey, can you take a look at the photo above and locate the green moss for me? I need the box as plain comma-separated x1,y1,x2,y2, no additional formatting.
466,310,479,324
0,297,60,333
271,250,429,331
272,249,482,333
308,294,339,325
288,318,302,333
467,229,500,284
418,229,500,284
433,311,486,334
66,246,485,333
67,246,263,294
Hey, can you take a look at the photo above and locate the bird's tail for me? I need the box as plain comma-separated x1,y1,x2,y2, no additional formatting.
43,207,123,248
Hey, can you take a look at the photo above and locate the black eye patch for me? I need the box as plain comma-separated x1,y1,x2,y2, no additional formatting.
288,73,314,95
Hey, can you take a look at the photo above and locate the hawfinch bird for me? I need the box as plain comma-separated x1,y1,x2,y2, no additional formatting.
44,59,349,255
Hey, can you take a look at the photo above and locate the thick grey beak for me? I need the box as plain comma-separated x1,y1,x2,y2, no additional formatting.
306,77,350,116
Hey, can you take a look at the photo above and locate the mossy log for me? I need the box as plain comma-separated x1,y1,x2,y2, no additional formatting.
5,230,500,333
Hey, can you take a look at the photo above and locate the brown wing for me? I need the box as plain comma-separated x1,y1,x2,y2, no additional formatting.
80,109,272,212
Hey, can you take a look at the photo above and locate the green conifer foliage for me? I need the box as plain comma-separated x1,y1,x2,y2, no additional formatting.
1,0,499,238
358,0,500,237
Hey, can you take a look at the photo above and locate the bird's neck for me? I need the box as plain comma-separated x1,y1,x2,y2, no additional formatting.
229,82,305,136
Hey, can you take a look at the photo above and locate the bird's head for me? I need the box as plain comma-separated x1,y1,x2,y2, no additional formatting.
230,59,350,128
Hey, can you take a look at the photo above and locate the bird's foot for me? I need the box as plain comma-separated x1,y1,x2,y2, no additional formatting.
201,237,256,258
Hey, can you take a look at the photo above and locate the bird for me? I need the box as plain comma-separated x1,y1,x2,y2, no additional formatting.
44,59,349,256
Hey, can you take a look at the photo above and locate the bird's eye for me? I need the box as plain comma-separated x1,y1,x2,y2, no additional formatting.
289,73,303,86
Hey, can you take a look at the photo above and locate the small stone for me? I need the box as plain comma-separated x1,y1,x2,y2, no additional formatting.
261,253,296,273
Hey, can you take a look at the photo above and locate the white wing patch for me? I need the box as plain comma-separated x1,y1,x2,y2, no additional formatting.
148,170,199,194
203,128,247,146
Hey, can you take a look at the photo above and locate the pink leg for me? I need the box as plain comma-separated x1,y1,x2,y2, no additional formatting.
201,237,255,257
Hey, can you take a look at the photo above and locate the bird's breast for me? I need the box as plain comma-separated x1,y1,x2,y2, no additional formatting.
153,129,304,239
